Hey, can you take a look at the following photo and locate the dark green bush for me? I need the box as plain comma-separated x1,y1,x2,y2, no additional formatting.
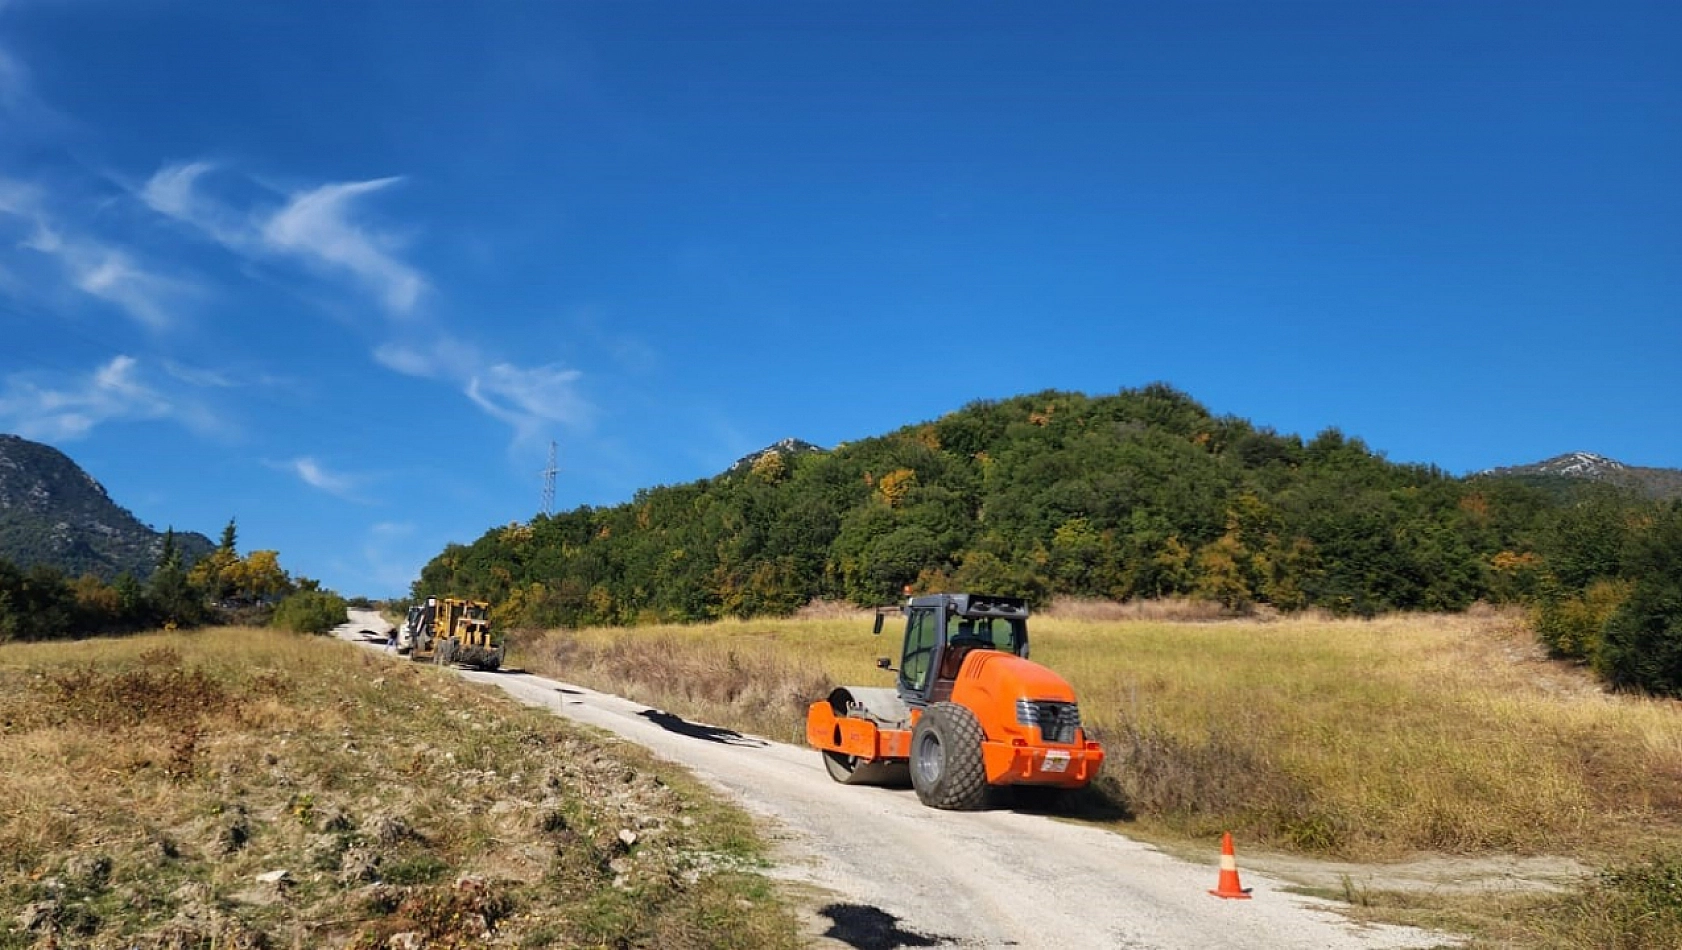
1597,506,1682,695
271,590,348,635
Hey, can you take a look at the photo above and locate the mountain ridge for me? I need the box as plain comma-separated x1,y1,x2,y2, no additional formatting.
1480,451,1682,501
0,433,213,580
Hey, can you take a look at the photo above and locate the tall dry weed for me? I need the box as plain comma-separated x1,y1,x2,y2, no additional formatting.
1042,597,1232,623
530,628,833,741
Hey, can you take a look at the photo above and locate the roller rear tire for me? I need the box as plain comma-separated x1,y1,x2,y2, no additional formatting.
910,703,988,810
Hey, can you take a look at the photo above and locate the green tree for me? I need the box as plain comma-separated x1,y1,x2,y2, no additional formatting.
0,563,76,640
147,527,204,627
1597,506,1682,694
233,550,292,602
190,518,242,603
1049,517,1104,593
1193,533,1252,611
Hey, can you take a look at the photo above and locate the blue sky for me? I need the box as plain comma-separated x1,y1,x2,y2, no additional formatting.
1,2,1676,598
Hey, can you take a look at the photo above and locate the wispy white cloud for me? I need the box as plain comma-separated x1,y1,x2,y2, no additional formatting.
0,355,225,440
313,520,428,598
141,162,426,317
0,45,30,117
466,362,590,444
0,35,75,151
139,161,589,445
61,241,186,331
371,340,442,378
0,50,194,331
0,175,36,217
376,333,593,445
263,178,425,314
160,359,290,390
139,161,244,246
161,360,236,388
287,456,358,498
1,176,194,330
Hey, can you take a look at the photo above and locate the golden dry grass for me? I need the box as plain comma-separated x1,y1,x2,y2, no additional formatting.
0,627,801,950
514,607,1682,864
1035,608,1682,859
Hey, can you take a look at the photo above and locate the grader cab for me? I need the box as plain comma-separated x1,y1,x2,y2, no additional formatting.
805,593,1103,810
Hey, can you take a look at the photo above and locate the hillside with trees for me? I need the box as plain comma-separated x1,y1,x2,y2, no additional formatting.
0,434,342,641
0,434,213,580
415,385,1682,693
0,516,339,641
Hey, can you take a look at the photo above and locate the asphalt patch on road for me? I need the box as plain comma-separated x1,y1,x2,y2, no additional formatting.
818,903,961,949
636,708,768,747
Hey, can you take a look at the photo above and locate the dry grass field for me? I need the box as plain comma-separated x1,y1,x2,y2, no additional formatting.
0,627,801,950
512,602,1682,948
10,608,1680,947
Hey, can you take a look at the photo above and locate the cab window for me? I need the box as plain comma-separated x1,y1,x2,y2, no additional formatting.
974,617,1027,656
899,608,937,694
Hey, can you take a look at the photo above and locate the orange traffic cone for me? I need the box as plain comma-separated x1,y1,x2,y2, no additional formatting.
1209,832,1252,899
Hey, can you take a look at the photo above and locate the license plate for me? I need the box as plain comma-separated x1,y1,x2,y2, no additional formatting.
1041,750,1070,773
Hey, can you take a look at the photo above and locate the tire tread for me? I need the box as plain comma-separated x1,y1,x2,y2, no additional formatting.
911,703,988,810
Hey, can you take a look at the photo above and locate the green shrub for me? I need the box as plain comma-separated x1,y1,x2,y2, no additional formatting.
1534,578,1632,662
1532,853,1682,948
1597,507,1682,695
271,590,348,634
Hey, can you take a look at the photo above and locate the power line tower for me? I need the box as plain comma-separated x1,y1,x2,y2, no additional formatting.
540,440,558,516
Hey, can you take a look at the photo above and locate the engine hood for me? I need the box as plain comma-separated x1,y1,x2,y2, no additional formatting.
948,651,1080,743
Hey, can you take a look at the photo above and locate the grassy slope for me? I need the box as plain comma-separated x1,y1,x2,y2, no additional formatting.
510,605,1682,947
0,628,801,950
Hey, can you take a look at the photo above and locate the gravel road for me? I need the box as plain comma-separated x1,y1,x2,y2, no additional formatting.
339,611,1458,950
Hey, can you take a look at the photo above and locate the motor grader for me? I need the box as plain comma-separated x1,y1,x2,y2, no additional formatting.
399,596,503,671
806,592,1104,810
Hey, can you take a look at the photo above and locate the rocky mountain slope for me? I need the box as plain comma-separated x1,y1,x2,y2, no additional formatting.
1481,451,1682,501
0,434,212,579
725,437,826,476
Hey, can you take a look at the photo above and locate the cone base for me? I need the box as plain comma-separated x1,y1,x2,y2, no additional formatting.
1209,888,1252,900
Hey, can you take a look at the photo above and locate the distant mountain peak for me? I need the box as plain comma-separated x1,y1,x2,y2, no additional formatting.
1481,451,1682,501
1536,451,1627,477
727,438,825,476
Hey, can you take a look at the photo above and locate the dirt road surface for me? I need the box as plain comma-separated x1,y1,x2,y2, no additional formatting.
339,611,1458,949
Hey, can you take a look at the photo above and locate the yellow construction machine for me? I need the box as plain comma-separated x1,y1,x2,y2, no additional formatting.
399,596,503,671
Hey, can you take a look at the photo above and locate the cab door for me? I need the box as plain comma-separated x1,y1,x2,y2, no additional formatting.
897,606,940,703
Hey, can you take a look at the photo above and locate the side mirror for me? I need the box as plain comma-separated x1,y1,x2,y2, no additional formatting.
876,657,894,671
872,613,884,636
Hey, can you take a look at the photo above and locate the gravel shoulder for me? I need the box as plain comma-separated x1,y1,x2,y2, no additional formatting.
341,610,1463,949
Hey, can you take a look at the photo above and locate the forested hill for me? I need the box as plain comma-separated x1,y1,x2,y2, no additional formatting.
0,434,213,581
416,384,1676,636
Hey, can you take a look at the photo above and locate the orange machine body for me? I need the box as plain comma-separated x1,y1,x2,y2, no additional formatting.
805,649,1104,789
